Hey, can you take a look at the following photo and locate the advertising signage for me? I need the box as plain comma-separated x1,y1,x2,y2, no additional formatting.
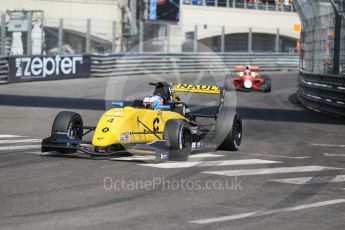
148,0,180,22
8,54,91,82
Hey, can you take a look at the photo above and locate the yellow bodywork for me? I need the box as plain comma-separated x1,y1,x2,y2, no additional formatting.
92,107,187,147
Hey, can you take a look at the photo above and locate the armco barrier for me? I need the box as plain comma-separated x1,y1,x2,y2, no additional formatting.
0,56,8,84
90,53,299,77
0,53,299,83
297,70,345,116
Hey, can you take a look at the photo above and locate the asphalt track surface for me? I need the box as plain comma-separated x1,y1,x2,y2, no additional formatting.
0,72,345,230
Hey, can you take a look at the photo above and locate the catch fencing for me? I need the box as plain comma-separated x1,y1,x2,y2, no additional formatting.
0,56,8,83
90,53,299,77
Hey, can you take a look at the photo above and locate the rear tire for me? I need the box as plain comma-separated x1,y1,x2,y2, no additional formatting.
164,120,191,161
51,111,83,153
217,113,242,151
224,74,234,91
261,76,271,92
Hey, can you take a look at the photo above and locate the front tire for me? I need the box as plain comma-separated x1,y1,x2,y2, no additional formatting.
51,111,83,153
164,120,192,161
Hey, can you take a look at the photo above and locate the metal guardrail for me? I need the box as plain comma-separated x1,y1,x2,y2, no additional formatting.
297,70,345,116
90,53,299,77
0,53,299,84
0,56,8,84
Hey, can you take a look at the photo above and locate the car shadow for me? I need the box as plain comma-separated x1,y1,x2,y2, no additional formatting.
0,94,343,125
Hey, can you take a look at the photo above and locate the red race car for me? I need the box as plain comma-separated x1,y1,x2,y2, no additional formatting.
225,65,271,92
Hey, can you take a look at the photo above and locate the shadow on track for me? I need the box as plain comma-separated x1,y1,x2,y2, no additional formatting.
1,94,344,125
0,94,104,111
238,93,345,125
238,106,345,125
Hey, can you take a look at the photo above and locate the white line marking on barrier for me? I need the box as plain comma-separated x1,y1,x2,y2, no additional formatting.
0,139,42,144
311,143,345,148
202,166,341,177
0,135,24,138
189,199,345,224
270,175,345,185
141,159,280,169
0,145,41,151
248,153,310,159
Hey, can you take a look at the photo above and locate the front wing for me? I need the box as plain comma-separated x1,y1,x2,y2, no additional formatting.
41,133,203,161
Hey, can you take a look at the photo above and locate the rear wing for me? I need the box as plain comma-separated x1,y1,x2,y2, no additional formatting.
171,83,221,94
233,65,260,71
170,83,225,118
232,65,260,77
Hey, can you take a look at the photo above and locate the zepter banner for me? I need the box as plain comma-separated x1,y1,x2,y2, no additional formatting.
8,55,91,82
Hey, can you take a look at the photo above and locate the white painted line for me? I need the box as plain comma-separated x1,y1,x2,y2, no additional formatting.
111,155,155,161
0,134,24,138
0,139,42,144
189,199,345,224
31,152,51,156
0,145,41,151
311,143,345,148
190,153,223,159
203,166,341,177
270,175,345,185
141,159,280,169
110,153,223,162
248,153,310,159
327,133,345,137
323,153,345,157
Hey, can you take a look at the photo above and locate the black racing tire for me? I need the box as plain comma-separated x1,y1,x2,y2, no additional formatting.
217,112,242,151
164,119,192,161
51,111,83,153
224,74,234,91
261,76,272,92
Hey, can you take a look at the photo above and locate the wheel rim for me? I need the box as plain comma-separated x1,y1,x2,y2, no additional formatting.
179,126,190,150
67,122,82,139
233,117,242,148
182,128,190,148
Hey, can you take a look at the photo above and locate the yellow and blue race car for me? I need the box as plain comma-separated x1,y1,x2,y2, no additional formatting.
41,82,242,161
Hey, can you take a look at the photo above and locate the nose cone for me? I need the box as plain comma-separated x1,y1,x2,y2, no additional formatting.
91,107,137,147
244,80,253,89
92,129,119,147
91,109,124,147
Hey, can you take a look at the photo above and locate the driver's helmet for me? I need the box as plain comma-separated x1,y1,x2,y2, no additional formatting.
244,69,251,75
142,95,164,110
